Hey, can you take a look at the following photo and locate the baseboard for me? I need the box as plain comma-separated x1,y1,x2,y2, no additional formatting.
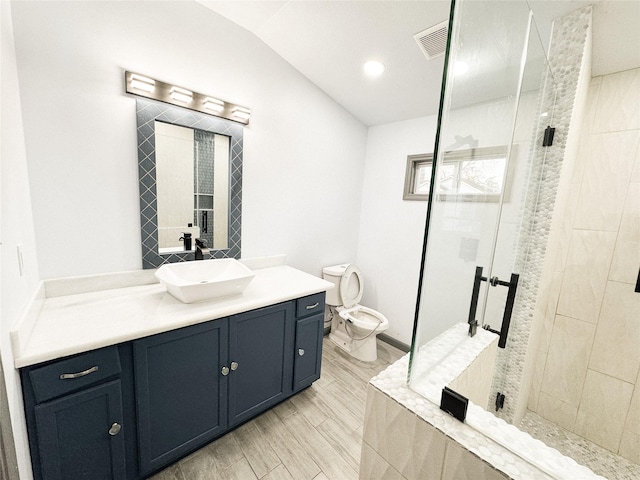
377,333,410,353
323,328,409,353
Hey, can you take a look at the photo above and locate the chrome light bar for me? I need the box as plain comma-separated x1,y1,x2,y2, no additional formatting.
124,71,251,125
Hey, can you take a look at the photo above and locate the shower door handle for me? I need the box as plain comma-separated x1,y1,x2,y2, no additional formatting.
481,272,519,348
467,266,485,337
201,211,208,233
497,273,519,348
467,266,519,348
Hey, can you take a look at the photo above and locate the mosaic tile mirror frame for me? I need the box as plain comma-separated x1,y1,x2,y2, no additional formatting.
136,98,243,268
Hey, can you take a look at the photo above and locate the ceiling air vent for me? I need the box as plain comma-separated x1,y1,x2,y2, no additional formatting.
414,20,448,60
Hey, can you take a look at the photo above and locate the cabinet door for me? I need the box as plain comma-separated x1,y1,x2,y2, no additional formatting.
34,380,126,480
228,302,294,426
293,313,324,392
134,320,228,476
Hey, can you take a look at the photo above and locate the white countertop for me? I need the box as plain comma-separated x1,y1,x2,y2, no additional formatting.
12,263,333,368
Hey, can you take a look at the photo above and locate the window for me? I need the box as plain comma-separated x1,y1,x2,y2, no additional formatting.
403,146,511,202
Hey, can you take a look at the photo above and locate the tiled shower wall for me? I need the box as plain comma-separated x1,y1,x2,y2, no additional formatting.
527,67,640,463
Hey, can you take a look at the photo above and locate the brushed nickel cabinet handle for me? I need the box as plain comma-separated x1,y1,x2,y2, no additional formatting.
221,366,230,376
230,361,239,371
306,302,319,310
59,366,99,380
298,349,305,356
108,423,121,436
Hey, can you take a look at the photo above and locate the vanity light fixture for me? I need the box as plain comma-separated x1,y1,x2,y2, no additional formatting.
124,71,251,125
169,86,193,103
130,74,156,93
232,107,251,121
204,98,225,113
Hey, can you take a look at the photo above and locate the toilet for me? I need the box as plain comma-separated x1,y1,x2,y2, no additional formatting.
322,264,389,362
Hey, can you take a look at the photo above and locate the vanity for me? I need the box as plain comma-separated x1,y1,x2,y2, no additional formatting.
13,261,331,480
11,78,327,479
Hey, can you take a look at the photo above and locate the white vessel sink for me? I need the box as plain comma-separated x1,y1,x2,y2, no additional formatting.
155,258,255,303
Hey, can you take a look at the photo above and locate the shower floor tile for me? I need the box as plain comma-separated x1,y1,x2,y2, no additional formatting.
520,411,640,480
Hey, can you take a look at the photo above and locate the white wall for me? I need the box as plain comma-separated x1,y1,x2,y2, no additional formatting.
358,92,538,346
1,1,42,477
357,117,435,345
10,0,367,280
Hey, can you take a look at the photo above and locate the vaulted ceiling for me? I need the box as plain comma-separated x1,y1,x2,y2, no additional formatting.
198,1,640,126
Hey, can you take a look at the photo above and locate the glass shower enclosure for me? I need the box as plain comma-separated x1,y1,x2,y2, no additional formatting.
408,0,558,423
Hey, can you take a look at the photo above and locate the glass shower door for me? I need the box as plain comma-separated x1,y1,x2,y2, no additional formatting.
482,15,560,418
408,0,558,411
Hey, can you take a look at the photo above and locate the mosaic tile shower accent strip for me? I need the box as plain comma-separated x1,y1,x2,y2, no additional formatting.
195,130,215,195
194,129,215,248
136,98,243,268
489,7,592,422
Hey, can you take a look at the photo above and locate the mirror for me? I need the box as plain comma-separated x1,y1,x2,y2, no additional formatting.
135,98,243,269
154,121,230,253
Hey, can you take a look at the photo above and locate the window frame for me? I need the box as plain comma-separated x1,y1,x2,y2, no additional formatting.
403,146,513,203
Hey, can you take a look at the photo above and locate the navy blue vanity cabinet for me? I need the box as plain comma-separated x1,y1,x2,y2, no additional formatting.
293,292,325,392
21,292,327,479
34,381,126,480
227,302,295,427
133,319,228,477
20,345,134,480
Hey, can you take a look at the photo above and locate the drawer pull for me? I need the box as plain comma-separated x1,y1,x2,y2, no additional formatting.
298,349,305,356
306,302,319,310
108,422,121,436
59,366,99,380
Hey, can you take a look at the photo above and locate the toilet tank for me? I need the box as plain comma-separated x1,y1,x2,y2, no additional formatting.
322,264,348,306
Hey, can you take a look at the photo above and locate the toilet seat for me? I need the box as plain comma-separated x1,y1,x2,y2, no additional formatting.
338,305,389,332
339,264,363,308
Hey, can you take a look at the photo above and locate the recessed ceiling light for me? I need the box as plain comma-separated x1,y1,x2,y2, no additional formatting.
453,61,469,75
363,60,385,77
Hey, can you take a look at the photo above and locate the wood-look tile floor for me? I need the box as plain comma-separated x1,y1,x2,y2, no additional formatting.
150,337,406,480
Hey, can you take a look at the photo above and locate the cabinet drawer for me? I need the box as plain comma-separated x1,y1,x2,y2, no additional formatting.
296,292,325,318
29,346,121,404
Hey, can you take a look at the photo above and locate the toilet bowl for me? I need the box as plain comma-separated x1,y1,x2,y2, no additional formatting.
322,264,389,362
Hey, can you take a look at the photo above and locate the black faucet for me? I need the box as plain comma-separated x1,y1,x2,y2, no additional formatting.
194,238,210,260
